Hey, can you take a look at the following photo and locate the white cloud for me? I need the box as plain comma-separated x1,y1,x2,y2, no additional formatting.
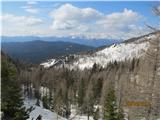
1,14,44,36
50,3,103,30
27,1,37,5
1,3,150,39
97,8,141,29
49,3,147,39
26,8,39,14
22,2,39,14
1,14,43,26
22,6,39,14
92,8,143,39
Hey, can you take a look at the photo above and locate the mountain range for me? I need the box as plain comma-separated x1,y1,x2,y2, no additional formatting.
1,40,95,63
1,36,121,47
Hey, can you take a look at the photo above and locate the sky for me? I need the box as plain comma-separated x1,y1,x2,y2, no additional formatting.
1,1,160,40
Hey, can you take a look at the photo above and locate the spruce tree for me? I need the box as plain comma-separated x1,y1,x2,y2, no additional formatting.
77,78,85,107
103,86,124,120
1,58,29,120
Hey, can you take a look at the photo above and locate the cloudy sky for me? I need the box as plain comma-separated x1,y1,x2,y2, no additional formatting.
1,1,159,39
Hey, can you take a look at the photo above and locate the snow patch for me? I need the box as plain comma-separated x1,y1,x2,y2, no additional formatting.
24,98,66,120
40,59,57,68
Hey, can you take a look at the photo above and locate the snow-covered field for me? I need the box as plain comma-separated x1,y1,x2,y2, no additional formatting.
24,98,98,120
24,98,66,120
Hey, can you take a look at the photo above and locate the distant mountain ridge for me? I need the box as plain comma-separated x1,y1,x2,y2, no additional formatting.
1,36,121,47
1,41,95,63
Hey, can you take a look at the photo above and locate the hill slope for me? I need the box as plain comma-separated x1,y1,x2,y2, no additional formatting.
1,40,95,63
40,32,156,69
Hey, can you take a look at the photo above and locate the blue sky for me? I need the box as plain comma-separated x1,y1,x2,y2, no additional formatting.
1,1,159,39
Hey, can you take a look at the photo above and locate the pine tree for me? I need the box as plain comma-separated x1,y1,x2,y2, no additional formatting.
77,78,85,107
103,87,117,120
103,86,124,120
1,57,29,120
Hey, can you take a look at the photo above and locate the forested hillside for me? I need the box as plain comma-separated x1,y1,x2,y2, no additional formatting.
14,32,160,120
2,41,95,63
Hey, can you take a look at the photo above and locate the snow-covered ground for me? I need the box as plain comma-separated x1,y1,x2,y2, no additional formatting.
69,105,94,120
70,42,149,70
24,98,66,120
69,105,103,120
24,98,98,120
23,85,95,120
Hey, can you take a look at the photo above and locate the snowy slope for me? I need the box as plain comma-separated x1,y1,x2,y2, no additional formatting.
24,98,66,120
40,33,156,70
70,42,149,70
24,98,97,120
40,59,57,68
